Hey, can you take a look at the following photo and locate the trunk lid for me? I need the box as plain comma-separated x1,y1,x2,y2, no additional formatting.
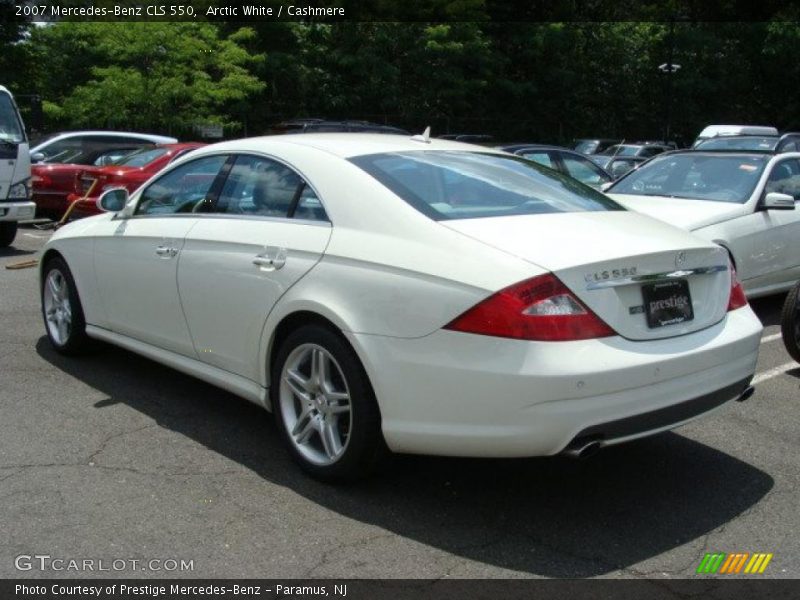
442,211,732,341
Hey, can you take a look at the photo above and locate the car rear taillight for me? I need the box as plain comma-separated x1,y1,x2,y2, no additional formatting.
444,273,616,341
727,262,748,311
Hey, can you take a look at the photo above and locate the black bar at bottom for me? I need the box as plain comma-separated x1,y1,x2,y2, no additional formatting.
3,579,798,600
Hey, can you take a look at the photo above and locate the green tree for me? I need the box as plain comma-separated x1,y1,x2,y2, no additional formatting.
30,22,265,136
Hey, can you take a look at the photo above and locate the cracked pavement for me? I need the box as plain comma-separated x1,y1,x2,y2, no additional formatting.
1,227,798,579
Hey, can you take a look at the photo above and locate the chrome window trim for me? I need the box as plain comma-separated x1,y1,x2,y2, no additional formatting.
129,150,331,224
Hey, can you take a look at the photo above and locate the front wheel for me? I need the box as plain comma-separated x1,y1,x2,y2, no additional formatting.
781,282,800,363
41,257,91,355
271,324,386,482
0,221,17,247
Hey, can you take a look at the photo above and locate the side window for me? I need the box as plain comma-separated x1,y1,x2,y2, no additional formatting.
136,155,227,216
521,152,554,168
215,155,301,218
293,185,328,221
765,159,800,200
561,154,610,186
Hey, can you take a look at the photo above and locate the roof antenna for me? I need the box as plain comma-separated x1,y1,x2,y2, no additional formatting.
411,126,431,144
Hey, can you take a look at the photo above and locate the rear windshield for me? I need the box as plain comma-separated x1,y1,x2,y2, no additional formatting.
350,151,623,221
0,93,26,144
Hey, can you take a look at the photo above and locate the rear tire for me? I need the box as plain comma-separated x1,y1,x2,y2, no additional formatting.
271,324,387,482
41,256,91,355
781,282,800,363
0,221,17,247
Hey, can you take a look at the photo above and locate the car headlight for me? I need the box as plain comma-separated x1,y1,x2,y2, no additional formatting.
8,179,31,200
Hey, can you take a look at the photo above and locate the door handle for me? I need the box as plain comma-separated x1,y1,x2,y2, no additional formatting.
155,245,178,258
253,247,287,271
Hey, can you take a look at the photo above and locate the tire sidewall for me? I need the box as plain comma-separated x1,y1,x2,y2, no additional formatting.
0,221,17,247
41,257,89,354
781,282,800,363
271,324,384,481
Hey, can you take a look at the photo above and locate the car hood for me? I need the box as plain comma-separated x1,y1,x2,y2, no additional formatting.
607,193,750,230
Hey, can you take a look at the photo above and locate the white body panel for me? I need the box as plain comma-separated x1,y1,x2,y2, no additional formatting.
179,217,332,380
355,307,760,456
40,134,763,458
91,216,199,356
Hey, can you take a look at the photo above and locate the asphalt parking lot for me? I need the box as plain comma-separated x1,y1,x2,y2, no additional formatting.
1,225,798,580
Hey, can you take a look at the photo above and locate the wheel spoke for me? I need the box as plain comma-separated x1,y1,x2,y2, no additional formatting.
285,368,311,402
328,399,350,415
292,409,316,444
310,348,327,388
57,318,69,343
320,421,342,459
47,274,60,298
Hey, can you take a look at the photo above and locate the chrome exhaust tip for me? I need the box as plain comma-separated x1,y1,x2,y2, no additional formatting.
736,386,755,403
562,440,603,460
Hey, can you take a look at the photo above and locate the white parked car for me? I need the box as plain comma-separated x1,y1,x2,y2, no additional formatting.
606,150,800,298
692,125,778,148
39,134,762,480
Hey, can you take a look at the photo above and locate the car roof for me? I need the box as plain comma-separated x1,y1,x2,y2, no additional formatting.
33,131,178,148
199,133,504,159
696,125,780,141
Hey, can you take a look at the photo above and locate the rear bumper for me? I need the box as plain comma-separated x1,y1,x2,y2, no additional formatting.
350,306,762,457
0,201,36,222
33,191,70,217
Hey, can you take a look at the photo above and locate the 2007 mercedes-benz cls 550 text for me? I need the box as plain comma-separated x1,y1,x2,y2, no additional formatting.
39,133,763,481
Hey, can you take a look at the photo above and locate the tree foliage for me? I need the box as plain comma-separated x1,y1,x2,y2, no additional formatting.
27,22,264,137
6,19,800,144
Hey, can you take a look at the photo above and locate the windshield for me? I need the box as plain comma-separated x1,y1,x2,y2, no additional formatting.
115,147,168,167
602,145,640,157
0,93,26,144
350,151,623,221
609,154,767,203
696,137,778,151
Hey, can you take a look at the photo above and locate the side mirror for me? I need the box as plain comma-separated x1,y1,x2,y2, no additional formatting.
30,151,45,163
600,181,614,192
96,187,129,213
763,192,795,210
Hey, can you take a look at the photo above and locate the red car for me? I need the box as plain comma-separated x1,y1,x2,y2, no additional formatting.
32,143,159,220
66,143,205,219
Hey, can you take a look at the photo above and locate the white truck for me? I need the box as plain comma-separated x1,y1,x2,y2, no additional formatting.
0,85,35,247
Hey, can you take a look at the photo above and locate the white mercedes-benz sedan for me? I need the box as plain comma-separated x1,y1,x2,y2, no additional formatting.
39,134,763,480
606,150,800,298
